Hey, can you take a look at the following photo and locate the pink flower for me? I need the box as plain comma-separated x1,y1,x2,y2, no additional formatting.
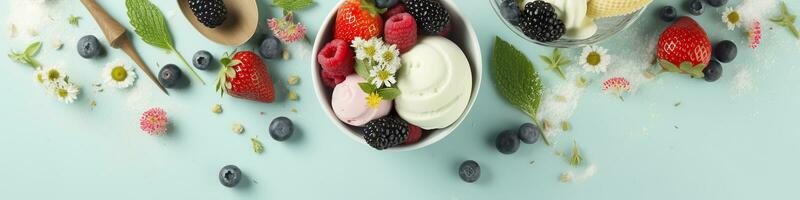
747,20,762,49
602,77,631,101
140,107,168,135
268,12,306,44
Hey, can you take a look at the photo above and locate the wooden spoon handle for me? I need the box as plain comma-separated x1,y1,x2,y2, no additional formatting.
117,35,169,95
80,0,127,48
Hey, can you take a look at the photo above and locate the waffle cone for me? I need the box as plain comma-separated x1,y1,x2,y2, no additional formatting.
587,0,652,18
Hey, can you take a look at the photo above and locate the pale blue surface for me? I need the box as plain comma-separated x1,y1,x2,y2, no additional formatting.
1,0,799,199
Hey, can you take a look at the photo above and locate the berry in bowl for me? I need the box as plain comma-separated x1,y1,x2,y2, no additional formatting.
312,0,482,151
491,0,650,48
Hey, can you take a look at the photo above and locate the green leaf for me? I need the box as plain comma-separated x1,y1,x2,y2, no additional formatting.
355,59,371,79
539,55,553,65
377,87,401,100
569,141,583,167
358,82,376,93
658,59,681,72
24,42,41,56
251,138,264,154
678,62,693,71
273,0,314,11
491,36,544,126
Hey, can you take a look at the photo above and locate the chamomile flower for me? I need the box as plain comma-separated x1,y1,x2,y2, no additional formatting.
41,65,65,86
53,81,79,104
102,60,137,89
354,37,382,60
721,7,742,31
369,64,397,88
366,92,383,109
33,67,45,84
374,44,401,69
578,45,611,74
351,37,367,49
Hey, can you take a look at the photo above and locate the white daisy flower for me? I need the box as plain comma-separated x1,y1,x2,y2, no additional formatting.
102,60,137,89
369,64,397,88
374,44,401,70
33,67,46,85
41,65,66,87
53,82,79,104
351,37,366,49
355,38,382,60
721,7,742,31
578,45,611,74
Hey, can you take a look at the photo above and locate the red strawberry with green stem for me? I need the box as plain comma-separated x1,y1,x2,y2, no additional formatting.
334,0,384,43
216,51,275,103
656,16,711,78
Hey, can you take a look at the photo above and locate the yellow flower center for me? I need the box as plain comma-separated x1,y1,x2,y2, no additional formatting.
587,52,601,66
57,88,68,98
47,69,60,81
366,92,382,109
364,45,377,57
382,51,395,63
36,73,44,83
377,70,391,81
148,116,157,124
111,66,128,81
727,11,740,24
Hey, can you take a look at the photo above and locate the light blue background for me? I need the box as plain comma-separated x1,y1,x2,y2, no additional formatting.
1,0,799,199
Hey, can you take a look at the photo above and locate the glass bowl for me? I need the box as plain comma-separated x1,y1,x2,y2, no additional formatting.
489,0,646,48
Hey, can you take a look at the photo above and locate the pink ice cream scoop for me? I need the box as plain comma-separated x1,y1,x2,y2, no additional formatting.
331,75,392,127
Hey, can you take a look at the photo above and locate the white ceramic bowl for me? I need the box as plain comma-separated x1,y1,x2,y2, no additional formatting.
311,0,483,151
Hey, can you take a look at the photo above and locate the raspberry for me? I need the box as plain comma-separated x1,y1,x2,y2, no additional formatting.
384,13,418,53
317,39,355,76
406,123,422,144
321,70,346,88
437,21,452,37
383,3,406,19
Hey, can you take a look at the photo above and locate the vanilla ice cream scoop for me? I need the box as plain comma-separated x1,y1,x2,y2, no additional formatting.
331,75,392,127
524,0,597,39
395,36,472,130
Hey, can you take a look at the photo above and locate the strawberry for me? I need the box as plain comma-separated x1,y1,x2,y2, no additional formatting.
334,0,384,43
656,17,712,78
216,51,275,103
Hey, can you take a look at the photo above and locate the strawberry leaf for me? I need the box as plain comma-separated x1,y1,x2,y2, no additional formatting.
679,62,694,71
273,0,314,11
658,59,681,72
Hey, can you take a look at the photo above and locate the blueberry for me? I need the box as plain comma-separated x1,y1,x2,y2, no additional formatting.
687,0,704,16
375,0,399,9
518,123,541,144
458,160,480,183
219,165,242,187
77,35,102,58
499,0,521,26
660,6,677,22
259,36,282,59
713,40,737,63
703,60,723,82
269,117,294,141
192,50,213,70
706,0,727,7
158,64,182,88
495,130,520,154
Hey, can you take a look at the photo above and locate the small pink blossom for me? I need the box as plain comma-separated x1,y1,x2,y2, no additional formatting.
602,77,631,101
140,107,168,135
747,20,762,49
268,12,306,44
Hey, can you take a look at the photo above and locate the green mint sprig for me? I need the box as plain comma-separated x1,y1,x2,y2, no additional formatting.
771,1,800,39
8,41,43,68
126,0,205,85
540,48,572,79
492,36,551,145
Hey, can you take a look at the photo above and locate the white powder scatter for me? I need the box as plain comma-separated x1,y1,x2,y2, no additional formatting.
7,0,63,40
536,68,585,135
575,164,598,182
738,0,778,24
732,68,754,96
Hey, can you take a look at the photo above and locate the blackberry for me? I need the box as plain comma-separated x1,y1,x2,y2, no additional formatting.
402,0,450,35
363,116,410,150
188,0,227,28
519,1,565,42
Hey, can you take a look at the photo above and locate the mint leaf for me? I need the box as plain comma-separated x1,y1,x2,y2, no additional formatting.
355,59,370,79
358,82,376,93
492,37,544,128
126,0,205,85
377,87,401,100
273,0,314,11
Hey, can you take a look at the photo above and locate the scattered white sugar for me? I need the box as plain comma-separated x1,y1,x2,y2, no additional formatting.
575,164,597,182
731,68,754,96
738,0,778,24
6,0,63,40
536,68,585,135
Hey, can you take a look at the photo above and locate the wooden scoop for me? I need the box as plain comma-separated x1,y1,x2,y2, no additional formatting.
80,0,169,95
